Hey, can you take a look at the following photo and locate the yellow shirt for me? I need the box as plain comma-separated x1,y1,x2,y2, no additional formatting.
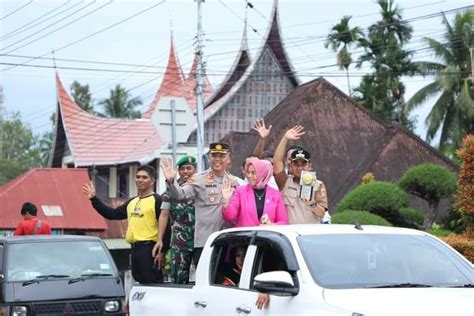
126,194,159,243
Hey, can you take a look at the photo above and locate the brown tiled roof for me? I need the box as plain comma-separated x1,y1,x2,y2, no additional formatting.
224,77,458,209
51,73,165,167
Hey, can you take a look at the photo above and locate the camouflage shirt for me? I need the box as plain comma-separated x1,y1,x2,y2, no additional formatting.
162,179,195,252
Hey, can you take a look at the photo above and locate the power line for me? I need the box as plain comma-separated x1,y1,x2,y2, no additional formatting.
1,0,76,41
1,0,167,72
0,0,33,21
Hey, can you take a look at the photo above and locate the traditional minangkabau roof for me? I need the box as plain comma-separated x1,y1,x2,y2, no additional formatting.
0,168,108,230
225,77,458,210
184,53,213,109
50,73,165,167
143,34,186,119
202,0,298,120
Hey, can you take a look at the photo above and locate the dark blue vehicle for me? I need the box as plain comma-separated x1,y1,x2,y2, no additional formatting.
0,235,125,316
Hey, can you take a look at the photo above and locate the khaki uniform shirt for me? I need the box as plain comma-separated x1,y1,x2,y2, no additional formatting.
282,175,328,224
167,169,238,248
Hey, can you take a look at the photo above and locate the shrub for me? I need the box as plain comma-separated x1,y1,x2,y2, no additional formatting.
441,235,474,263
399,207,425,228
455,134,474,238
332,210,392,227
336,181,409,225
428,227,453,238
399,163,457,229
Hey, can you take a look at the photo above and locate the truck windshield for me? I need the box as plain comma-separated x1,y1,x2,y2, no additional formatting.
298,234,474,289
6,240,116,282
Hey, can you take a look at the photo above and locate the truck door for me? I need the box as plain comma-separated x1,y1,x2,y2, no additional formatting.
190,231,257,315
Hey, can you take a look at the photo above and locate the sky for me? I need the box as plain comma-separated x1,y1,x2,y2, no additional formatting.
1,0,473,143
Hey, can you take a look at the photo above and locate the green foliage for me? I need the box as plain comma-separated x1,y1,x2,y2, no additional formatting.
99,84,142,118
407,11,474,151
332,210,393,226
336,181,409,225
399,207,425,228
70,81,95,113
351,0,416,130
428,227,453,238
0,112,42,185
398,163,457,203
440,207,465,234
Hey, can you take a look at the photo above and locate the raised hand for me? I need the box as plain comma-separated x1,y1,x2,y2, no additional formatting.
221,180,235,208
82,181,96,199
284,125,305,141
252,119,272,139
160,157,177,182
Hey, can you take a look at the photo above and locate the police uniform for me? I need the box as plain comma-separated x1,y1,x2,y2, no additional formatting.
161,155,197,284
278,149,329,224
166,143,238,264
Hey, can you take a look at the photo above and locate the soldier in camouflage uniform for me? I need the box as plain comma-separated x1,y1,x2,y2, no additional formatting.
158,156,197,284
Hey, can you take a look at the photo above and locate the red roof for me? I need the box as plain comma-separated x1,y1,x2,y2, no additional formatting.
184,53,213,109
143,34,185,118
55,73,165,167
0,168,108,230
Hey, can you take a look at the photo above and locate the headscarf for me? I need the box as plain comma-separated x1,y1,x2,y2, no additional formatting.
245,159,273,190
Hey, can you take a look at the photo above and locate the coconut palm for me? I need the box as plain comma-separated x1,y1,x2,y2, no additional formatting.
70,81,95,113
325,15,362,95
99,85,142,119
406,11,474,152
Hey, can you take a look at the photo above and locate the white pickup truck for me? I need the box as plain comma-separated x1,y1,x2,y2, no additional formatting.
129,224,473,316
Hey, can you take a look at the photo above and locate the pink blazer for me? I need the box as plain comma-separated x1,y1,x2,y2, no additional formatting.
222,184,288,227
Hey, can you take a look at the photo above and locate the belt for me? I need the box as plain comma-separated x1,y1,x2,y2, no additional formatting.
130,240,155,248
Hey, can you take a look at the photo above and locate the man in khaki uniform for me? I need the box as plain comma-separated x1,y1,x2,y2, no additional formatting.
160,142,239,265
273,126,328,224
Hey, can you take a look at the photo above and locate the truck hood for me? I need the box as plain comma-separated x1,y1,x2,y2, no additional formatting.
323,288,474,316
5,278,124,302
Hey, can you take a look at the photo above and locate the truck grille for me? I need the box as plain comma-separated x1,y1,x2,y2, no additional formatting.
33,299,103,315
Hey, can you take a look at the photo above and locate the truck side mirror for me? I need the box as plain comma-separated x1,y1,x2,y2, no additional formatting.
253,271,299,296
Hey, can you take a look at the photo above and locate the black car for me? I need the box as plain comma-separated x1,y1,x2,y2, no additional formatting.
0,235,125,316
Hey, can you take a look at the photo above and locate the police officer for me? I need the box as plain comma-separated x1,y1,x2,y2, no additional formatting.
273,126,328,224
155,155,197,284
160,143,239,265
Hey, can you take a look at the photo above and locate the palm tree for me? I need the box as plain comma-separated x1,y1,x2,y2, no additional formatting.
406,11,474,152
355,0,415,128
99,85,142,119
70,81,95,113
325,15,362,96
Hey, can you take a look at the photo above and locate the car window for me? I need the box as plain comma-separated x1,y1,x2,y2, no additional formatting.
6,240,116,282
249,240,290,290
209,241,250,288
298,234,474,289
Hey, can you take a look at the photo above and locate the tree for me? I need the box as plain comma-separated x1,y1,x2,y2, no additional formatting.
70,81,95,113
325,15,362,95
454,134,474,238
0,112,42,185
406,11,474,152
353,0,415,129
399,163,457,229
98,85,142,119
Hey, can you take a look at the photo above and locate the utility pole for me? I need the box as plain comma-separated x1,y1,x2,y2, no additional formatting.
170,99,177,165
195,0,205,173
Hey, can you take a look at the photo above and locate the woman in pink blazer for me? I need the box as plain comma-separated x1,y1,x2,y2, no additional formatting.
221,159,287,227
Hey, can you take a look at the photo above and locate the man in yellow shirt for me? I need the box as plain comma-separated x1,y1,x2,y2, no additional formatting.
82,165,168,284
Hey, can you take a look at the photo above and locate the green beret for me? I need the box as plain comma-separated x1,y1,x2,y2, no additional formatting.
176,155,197,167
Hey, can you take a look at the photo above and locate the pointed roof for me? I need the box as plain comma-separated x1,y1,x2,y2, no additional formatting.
202,0,298,118
203,25,251,107
0,168,108,230
143,34,185,118
224,78,457,209
184,53,213,109
51,73,165,167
